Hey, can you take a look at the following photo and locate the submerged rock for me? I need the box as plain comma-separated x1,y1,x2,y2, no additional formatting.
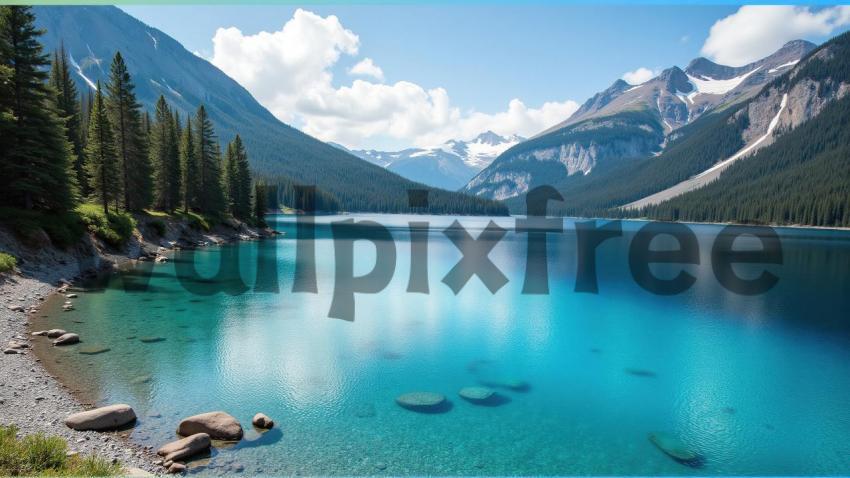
46,329,67,338
395,392,447,412
177,411,243,441
65,404,137,431
78,346,111,355
157,433,211,462
130,375,152,385
625,368,657,378
139,337,166,344
167,462,186,474
252,413,274,429
459,387,495,402
31,330,48,337
648,432,698,462
53,333,80,346
66,293,78,298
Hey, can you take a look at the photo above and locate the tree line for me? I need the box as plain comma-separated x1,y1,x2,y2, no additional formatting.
0,5,261,232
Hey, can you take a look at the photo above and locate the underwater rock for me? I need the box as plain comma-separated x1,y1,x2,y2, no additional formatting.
177,411,243,441
481,378,530,392
625,368,657,378
46,329,67,338
52,333,80,346
78,346,111,355
459,387,495,402
648,432,698,462
157,433,211,462
139,337,166,343
131,375,152,385
252,413,274,429
65,404,136,431
395,392,447,412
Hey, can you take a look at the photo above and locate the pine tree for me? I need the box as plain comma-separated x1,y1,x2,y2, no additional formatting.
193,105,225,215
84,82,119,215
253,182,267,227
105,51,150,211
223,135,252,220
179,115,197,213
223,141,238,215
149,95,181,211
49,43,86,197
0,6,76,212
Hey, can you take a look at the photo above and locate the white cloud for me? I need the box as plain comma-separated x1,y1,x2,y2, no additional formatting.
349,57,384,81
210,9,577,149
622,67,657,85
701,6,850,66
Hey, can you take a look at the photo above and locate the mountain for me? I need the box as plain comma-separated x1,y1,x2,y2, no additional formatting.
463,40,816,200
494,31,850,227
33,6,506,215
346,132,523,190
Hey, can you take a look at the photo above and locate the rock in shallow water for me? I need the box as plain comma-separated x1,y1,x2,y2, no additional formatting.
252,413,274,429
459,386,495,402
648,431,698,462
46,329,67,338
177,411,243,441
395,392,447,412
65,404,137,431
157,433,211,462
78,346,111,355
52,333,79,346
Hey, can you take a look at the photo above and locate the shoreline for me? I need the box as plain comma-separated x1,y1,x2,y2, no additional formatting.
0,215,275,475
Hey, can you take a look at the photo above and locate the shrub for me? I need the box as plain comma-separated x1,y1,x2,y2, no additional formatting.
0,252,15,273
0,425,118,476
75,204,136,248
148,219,166,237
0,208,84,249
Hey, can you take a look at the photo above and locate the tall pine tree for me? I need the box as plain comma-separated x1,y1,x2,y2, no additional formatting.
193,105,225,215
106,51,150,211
224,135,252,220
49,43,86,197
149,96,181,211
84,82,119,215
0,6,76,212
179,115,197,213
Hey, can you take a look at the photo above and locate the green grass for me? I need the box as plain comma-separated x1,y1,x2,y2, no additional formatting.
0,252,15,273
0,208,85,249
0,425,119,476
75,204,136,248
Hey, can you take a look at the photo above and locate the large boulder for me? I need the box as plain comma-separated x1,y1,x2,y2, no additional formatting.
177,412,243,441
65,404,137,431
252,413,274,429
53,333,79,346
157,433,211,462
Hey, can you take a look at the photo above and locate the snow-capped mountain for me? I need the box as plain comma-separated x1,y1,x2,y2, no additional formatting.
464,40,816,200
346,132,524,190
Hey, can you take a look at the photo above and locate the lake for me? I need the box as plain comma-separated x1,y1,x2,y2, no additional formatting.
32,214,850,475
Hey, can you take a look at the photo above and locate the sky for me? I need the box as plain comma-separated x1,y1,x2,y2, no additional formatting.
120,5,850,150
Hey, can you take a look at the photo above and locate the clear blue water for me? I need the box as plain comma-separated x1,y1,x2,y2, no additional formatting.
32,215,850,475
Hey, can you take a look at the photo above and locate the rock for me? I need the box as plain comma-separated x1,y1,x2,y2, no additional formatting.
31,330,48,336
46,329,67,338
78,346,111,355
65,404,137,431
53,333,80,346
3,348,22,355
157,433,211,462
648,432,698,462
155,256,168,264
66,293,78,298
62,304,75,311
167,463,186,474
7,305,24,312
395,392,447,412
7,340,29,350
459,386,495,403
124,467,154,477
139,337,166,344
177,412,243,441
252,413,274,429
130,375,152,385
625,368,657,378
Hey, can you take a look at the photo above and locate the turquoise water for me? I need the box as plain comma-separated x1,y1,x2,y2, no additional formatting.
32,215,850,475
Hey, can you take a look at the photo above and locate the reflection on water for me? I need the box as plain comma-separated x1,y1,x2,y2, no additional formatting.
31,215,850,476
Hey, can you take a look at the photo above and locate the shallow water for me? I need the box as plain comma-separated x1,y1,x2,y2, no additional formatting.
32,215,850,475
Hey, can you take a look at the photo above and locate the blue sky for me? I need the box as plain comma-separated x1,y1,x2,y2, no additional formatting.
121,5,850,150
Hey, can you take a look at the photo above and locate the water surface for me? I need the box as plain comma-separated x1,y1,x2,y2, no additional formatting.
32,215,850,475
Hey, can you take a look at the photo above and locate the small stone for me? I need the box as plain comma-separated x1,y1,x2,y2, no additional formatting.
139,337,166,344
53,333,80,346
66,293,78,298
252,413,274,429
46,329,67,338
7,305,24,312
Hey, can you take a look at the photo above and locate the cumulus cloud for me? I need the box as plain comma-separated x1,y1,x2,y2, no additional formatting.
349,57,384,81
702,6,850,66
210,9,576,149
622,67,657,85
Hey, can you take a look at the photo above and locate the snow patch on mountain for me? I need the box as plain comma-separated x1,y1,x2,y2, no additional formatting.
686,67,761,95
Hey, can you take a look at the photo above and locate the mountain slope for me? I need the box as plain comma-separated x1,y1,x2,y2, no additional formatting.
34,6,506,215
464,41,815,201
347,132,522,190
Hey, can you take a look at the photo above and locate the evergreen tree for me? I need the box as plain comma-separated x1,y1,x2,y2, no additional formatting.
0,6,76,212
179,115,197,213
149,95,181,211
253,182,267,227
105,51,150,211
192,105,225,215
223,141,238,215
49,43,86,197
224,135,252,220
84,82,119,215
